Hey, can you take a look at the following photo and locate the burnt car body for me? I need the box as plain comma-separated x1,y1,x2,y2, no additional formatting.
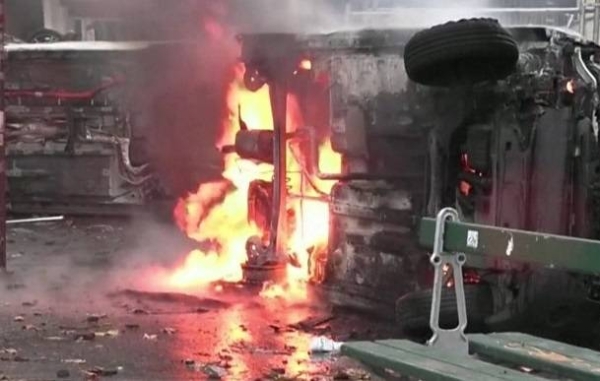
5,41,161,215
238,22,600,338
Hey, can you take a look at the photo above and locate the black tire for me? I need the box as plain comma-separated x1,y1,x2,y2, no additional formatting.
395,284,493,334
29,28,63,43
404,18,519,87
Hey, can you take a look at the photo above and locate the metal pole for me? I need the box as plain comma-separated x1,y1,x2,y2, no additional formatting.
595,0,600,43
268,80,288,263
349,7,583,15
7,216,64,225
580,0,587,36
0,0,5,270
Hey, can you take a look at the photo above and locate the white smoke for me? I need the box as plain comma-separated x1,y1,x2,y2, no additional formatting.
229,0,497,34
229,0,578,34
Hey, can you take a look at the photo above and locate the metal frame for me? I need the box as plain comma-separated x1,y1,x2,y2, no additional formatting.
421,206,600,358
345,0,600,43
238,34,300,272
427,208,469,355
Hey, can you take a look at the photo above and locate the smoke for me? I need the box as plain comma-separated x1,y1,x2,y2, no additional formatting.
129,1,239,196
227,0,496,34
131,0,502,195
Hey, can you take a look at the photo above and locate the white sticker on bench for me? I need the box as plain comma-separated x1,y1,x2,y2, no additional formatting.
467,230,479,249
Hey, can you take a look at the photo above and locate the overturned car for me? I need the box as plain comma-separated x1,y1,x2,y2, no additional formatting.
234,19,600,340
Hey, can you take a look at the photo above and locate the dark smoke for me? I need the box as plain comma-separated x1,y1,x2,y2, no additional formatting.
127,1,239,197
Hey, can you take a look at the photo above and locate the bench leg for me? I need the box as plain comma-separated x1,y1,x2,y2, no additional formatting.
427,208,469,355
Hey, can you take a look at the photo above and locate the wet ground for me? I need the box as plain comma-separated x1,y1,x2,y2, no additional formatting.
0,216,402,381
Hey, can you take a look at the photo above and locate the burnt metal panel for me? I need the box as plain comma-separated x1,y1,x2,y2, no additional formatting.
326,182,425,306
7,142,152,206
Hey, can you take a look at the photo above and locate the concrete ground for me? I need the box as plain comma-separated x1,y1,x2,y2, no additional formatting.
0,215,402,381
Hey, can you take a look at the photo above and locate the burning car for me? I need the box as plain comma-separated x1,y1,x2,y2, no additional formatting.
170,17,600,338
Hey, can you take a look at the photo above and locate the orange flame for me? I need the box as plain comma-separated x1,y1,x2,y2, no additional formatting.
165,61,340,301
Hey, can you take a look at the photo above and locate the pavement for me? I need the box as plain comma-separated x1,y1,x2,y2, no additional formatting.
0,215,402,381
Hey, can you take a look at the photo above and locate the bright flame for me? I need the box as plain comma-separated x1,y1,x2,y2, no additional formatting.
566,79,575,94
299,59,312,71
166,60,341,301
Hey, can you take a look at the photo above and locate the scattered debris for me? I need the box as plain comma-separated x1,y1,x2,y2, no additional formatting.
333,369,371,380
46,336,66,341
86,314,107,323
183,359,196,369
14,355,29,362
309,336,343,354
183,359,228,379
94,329,119,337
86,366,119,377
201,364,227,379
162,327,177,335
290,315,336,331
74,332,96,341
284,344,296,353
63,358,86,364
56,369,71,378
143,333,158,341
230,341,293,356
1,348,17,356
7,216,64,225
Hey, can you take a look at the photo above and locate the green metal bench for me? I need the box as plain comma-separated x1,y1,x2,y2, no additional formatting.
342,208,600,381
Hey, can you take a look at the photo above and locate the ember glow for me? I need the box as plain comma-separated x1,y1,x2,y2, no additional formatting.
164,61,340,300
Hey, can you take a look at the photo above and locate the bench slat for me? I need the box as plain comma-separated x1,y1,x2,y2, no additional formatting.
342,340,543,381
379,339,542,380
469,333,600,381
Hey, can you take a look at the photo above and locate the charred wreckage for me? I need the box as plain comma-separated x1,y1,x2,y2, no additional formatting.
230,19,600,337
